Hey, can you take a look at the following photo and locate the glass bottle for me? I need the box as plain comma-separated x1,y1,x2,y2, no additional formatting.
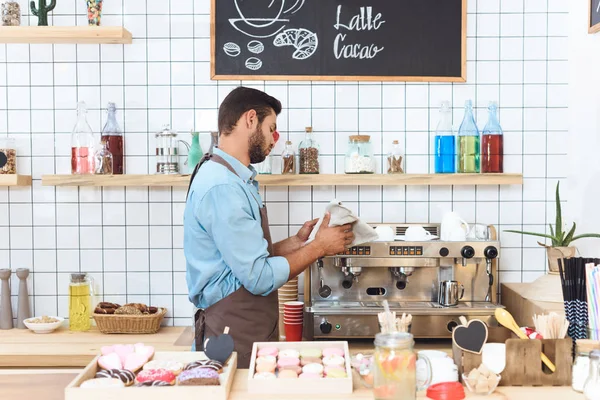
94,141,113,175
0,136,16,174
71,101,96,175
100,102,124,174
188,131,203,173
584,350,600,400
299,126,319,174
1,2,20,26
457,100,480,173
481,102,504,173
281,140,296,174
574,340,598,392
434,101,456,173
387,140,403,174
373,332,431,400
69,273,94,332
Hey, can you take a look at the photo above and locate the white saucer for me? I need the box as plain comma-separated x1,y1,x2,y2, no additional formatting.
394,235,439,241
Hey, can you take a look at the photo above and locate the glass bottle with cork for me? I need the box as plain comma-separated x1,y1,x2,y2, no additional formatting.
457,100,480,173
71,101,96,175
299,126,319,174
481,102,504,173
69,273,94,331
387,140,403,174
100,102,124,174
281,140,296,174
94,141,113,175
434,101,456,173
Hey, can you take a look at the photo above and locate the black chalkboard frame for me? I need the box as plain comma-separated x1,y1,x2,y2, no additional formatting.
590,0,600,33
210,0,467,82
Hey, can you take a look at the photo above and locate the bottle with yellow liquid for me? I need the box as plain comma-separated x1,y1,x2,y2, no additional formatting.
457,99,480,173
69,273,94,331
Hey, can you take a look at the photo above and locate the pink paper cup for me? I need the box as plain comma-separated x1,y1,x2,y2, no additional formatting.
284,301,304,307
284,322,303,341
284,310,304,315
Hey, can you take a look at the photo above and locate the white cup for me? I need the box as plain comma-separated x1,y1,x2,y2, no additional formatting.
405,226,432,241
448,228,467,241
416,351,458,387
481,343,506,374
375,226,395,241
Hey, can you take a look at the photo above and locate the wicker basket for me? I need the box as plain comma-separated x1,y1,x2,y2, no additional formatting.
93,307,167,334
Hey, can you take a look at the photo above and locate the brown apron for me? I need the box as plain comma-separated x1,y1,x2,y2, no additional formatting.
187,152,279,368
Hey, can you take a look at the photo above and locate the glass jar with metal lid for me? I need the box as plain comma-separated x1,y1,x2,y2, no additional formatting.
345,135,375,174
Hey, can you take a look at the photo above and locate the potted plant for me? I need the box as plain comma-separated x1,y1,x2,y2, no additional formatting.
505,181,600,273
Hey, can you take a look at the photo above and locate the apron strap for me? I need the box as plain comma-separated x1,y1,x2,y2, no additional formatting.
194,309,206,351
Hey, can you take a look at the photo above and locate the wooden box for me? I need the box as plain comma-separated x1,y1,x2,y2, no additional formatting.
247,341,353,395
456,339,573,387
65,351,237,400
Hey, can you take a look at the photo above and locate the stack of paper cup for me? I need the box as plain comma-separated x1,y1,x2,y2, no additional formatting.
283,301,304,341
277,277,298,340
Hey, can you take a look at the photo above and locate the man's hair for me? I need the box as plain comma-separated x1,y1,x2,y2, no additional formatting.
218,86,282,136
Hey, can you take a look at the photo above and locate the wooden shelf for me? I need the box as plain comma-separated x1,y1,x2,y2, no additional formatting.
41,173,523,187
0,175,32,186
0,26,132,44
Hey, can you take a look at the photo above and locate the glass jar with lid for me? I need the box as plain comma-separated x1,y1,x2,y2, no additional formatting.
573,340,600,392
0,136,16,174
584,350,600,399
387,140,403,174
345,135,375,174
299,127,319,174
281,140,296,174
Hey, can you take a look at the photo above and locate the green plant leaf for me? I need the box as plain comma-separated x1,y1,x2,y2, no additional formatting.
570,233,600,242
549,224,557,246
562,222,577,246
555,181,564,242
504,230,557,242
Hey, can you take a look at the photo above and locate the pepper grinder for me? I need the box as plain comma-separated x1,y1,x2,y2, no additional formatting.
16,268,31,328
0,269,13,329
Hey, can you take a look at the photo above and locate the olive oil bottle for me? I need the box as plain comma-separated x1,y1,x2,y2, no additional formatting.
69,273,93,331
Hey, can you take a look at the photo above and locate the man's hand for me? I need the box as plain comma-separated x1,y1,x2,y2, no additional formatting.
296,218,319,242
314,213,354,256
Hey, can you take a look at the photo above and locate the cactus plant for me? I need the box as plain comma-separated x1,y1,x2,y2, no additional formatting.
30,0,56,26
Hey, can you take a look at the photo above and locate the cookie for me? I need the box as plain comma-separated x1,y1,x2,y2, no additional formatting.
143,360,184,375
177,367,220,386
80,378,124,388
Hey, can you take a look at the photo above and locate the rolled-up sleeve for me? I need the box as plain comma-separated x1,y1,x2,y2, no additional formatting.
196,184,290,296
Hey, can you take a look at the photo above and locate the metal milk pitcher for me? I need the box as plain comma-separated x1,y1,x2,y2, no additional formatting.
438,280,465,307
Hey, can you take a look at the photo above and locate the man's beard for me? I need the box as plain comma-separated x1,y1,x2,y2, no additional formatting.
249,126,268,164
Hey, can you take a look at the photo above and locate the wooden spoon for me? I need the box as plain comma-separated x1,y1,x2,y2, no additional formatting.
494,308,556,372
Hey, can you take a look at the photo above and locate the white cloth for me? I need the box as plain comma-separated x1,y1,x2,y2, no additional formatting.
307,199,379,246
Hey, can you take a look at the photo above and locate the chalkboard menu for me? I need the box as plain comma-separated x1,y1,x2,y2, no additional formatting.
210,0,466,82
591,0,600,33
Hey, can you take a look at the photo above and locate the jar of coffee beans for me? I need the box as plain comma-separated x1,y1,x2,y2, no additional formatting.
0,137,17,174
1,2,20,26
299,127,319,174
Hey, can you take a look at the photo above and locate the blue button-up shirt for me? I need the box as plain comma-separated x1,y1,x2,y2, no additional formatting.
184,148,290,310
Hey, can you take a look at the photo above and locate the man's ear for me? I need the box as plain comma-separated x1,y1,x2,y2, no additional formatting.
243,109,257,130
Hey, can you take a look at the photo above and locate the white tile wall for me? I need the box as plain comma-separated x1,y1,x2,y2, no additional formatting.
0,0,568,326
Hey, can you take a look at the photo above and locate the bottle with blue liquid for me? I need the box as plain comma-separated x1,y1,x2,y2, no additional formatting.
434,101,455,173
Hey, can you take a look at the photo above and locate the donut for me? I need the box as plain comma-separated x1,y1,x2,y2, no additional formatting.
184,359,224,373
135,368,176,385
322,355,345,367
80,378,124,388
299,348,322,359
134,380,172,387
302,363,324,375
257,347,278,357
322,347,345,358
279,349,300,359
177,367,220,386
278,369,298,378
143,360,184,375
95,369,135,386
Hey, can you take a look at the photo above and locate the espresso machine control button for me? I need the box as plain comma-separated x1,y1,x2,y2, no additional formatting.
447,320,458,332
484,246,498,259
439,247,449,257
320,320,333,334
461,246,475,259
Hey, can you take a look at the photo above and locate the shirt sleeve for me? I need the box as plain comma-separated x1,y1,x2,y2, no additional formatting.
195,183,290,296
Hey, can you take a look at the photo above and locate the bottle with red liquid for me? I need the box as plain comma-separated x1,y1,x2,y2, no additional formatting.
71,101,96,174
481,102,504,173
100,102,124,174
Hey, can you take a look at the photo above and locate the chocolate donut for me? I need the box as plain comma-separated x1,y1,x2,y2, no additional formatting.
95,369,135,386
184,359,224,373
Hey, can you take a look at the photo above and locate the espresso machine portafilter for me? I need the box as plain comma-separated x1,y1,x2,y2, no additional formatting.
303,223,503,339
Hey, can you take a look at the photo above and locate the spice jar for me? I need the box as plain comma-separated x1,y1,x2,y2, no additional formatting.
387,140,404,174
299,126,319,174
584,350,600,400
281,140,296,174
1,2,20,26
94,141,113,175
345,135,375,174
0,137,16,174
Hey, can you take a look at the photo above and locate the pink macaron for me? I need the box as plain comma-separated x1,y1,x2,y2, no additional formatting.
322,347,345,358
257,347,279,357
277,357,300,369
299,372,322,379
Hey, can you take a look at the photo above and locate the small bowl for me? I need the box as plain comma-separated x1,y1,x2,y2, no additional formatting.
23,316,64,333
462,372,501,395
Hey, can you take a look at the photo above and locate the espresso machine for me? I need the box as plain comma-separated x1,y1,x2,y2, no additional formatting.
304,223,504,339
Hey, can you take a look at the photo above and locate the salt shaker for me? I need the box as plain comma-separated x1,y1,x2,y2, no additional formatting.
0,269,13,329
16,268,31,328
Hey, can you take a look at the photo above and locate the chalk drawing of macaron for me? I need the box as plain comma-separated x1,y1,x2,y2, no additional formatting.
223,42,241,57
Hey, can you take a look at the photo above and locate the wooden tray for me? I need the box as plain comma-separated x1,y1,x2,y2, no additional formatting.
456,338,573,387
65,351,237,400
247,341,353,395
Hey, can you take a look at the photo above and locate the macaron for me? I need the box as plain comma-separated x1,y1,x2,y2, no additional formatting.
322,347,345,358
254,372,276,380
322,355,345,367
300,348,322,359
302,363,324,375
324,366,346,376
299,372,322,379
279,364,302,375
278,369,298,379
277,357,300,369
255,362,276,373
256,355,276,365
258,347,279,357
300,356,322,367
279,349,300,359
326,368,347,378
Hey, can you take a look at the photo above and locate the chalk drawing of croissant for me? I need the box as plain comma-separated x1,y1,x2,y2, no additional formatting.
273,28,318,60
229,0,306,39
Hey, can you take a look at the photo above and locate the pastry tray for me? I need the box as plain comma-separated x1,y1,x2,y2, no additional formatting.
247,341,353,395
65,351,237,400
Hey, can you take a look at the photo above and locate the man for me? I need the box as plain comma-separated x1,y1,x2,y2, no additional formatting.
184,87,353,367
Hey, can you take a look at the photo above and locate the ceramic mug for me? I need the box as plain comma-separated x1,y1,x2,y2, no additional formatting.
405,226,432,241
375,226,395,242
481,343,506,374
416,351,458,387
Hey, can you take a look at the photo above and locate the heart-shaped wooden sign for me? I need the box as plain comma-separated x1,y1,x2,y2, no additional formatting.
452,318,488,354
204,326,234,363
